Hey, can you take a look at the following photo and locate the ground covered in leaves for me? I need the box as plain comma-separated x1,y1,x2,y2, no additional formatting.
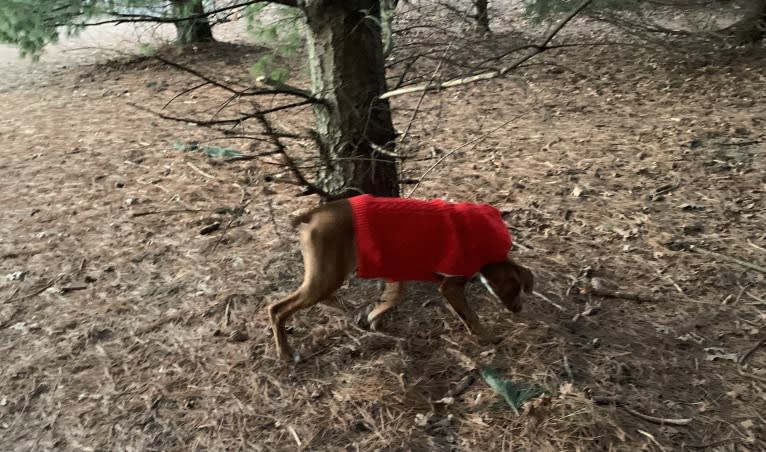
1,5,765,451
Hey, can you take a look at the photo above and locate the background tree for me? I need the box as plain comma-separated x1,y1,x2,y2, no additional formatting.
2,0,591,200
0,0,223,57
171,0,215,44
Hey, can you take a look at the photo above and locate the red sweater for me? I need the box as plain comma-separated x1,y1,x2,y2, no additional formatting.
349,195,512,282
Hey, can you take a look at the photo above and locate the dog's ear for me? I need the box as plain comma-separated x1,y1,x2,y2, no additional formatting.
503,260,534,314
516,264,534,294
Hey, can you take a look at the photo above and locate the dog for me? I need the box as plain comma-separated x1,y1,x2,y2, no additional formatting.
268,194,534,362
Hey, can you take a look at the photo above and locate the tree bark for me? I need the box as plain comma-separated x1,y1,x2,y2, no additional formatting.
171,0,215,45
303,1,400,198
475,0,490,33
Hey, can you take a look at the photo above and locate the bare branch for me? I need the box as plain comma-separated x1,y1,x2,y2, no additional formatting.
154,57,318,102
251,112,330,199
380,0,593,99
70,0,300,27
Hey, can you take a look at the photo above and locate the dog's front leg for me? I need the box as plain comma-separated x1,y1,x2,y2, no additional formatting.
367,282,404,331
439,277,500,345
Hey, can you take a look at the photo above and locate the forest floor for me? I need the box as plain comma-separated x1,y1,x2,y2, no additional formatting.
1,5,765,451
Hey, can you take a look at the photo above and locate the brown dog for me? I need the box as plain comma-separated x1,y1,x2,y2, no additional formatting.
268,196,534,362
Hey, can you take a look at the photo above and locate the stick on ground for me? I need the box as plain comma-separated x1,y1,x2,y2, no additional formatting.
690,245,766,274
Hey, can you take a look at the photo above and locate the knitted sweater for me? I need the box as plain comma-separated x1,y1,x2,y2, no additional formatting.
348,195,512,282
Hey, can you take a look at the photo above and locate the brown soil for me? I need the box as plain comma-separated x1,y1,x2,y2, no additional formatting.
1,8,765,452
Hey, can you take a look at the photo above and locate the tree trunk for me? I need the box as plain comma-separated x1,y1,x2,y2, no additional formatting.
474,0,490,33
725,0,766,43
303,1,400,198
171,0,215,45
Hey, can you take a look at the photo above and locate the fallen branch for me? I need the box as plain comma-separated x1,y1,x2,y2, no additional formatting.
533,290,567,312
380,0,593,99
593,397,692,426
689,245,766,274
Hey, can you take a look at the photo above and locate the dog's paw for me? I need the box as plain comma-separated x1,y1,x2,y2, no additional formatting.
277,347,301,363
353,305,374,329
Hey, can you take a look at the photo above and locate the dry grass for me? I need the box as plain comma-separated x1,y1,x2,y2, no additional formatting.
2,8,766,451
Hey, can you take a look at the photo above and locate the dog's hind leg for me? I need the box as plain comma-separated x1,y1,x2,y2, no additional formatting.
367,282,404,331
439,277,500,345
268,217,353,362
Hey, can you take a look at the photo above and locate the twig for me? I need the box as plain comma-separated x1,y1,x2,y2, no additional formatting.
748,240,766,253
70,0,288,27
3,288,20,304
746,290,766,304
400,42,453,143
254,76,314,101
380,0,593,99
737,365,766,383
739,336,766,366
562,354,574,381
155,56,241,94
444,370,477,398
593,397,692,426
733,284,751,304
162,81,210,110
689,245,766,274
688,438,740,449
719,140,761,147
407,111,529,197
533,291,566,312
252,112,330,199
129,100,315,128
187,162,216,180
626,407,692,426
286,425,302,446
4,279,58,304
131,208,207,217
589,288,665,304
638,429,669,452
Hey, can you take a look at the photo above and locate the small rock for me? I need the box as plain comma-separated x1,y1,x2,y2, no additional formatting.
125,198,138,206
5,271,27,282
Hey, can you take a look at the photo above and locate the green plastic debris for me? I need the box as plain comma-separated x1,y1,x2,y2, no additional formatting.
479,368,544,414
174,141,243,159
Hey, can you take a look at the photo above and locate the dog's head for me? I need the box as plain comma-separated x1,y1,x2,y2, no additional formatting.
478,259,534,313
